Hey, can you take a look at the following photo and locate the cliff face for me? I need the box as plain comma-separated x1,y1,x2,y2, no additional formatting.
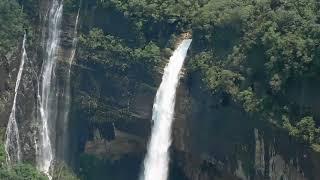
172,76,320,180
72,34,320,180
73,51,320,180
1,1,320,180
0,0,78,164
0,17,40,164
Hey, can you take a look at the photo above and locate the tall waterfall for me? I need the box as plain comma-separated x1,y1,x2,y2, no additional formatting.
5,33,27,165
141,39,192,180
59,7,80,161
37,0,63,177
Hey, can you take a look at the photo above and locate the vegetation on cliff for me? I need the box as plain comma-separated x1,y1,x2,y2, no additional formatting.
0,0,25,56
78,28,161,75
0,135,78,180
189,0,320,147
0,143,47,180
75,27,161,131
76,0,320,148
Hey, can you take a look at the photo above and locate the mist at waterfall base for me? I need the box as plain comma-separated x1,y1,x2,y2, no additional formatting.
5,33,27,165
141,39,192,180
37,0,63,178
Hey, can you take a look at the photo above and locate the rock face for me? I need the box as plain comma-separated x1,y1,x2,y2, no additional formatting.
170,74,320,180
73,47,320,180
0,28,40,164
0,0,79,165
65,5,320,179
0,48,18,128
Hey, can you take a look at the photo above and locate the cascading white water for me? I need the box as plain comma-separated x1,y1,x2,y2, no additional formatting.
5,33,27,165
141,39,192,180
68,8,80,68
60,7,80,160
37,0,63,178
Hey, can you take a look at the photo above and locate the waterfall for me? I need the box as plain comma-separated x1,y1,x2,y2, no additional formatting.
5,33,27,165
59,7,80,161
37,0,63,178
68,8,80,67
141,39,192,180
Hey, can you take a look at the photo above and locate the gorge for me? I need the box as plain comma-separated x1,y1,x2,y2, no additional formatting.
0,0,320,180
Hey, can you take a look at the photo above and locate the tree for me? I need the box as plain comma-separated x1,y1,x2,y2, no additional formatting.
0,0,24,55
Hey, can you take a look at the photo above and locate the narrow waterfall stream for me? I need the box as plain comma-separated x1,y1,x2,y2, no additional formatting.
141,39,192,180
59,7,80,161
69,8,80,66
5,33,27,165
37,0,63,178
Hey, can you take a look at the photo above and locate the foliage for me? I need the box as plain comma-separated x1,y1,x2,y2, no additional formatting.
0,144,6,166
237,89,262,113
100,0,202,27
0,0,25,55
0,144,47,180
188,0,320,145
133,42,161,66
283,116,320,144
78,28,162,76
78,28,132,73
11,164,48,180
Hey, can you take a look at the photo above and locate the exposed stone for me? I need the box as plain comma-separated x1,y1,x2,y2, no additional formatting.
235,160,249,180
254,128,265,177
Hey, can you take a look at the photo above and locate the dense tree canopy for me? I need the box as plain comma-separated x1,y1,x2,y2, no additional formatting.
0,0,25,56
189,0,320,146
